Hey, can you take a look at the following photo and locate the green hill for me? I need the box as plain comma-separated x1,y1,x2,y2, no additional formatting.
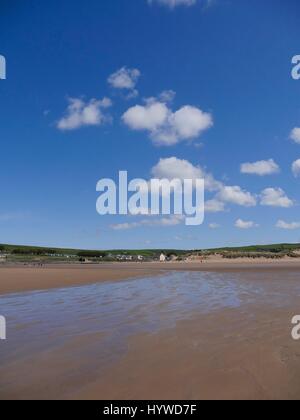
1,242,300,262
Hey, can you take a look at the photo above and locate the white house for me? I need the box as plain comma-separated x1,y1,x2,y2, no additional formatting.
159,253,166,262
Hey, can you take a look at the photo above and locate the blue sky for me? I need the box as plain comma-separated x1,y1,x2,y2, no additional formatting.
1,0,300,250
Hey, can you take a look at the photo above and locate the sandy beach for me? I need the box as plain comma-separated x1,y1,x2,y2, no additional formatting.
75,306,300,400
1,259,300,295
0,263,162,296
1,262,300,400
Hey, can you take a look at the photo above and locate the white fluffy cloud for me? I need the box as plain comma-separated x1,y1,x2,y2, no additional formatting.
57,97,112,131
151,157,257,212
148,0,197,8
260,188,293,208
111,215,184,230
240,159,280,176
217,186,257,207
151,157,221,191
292,159,300,177
276,220,300,230
108,67,140,91
235,219,258,229
122,100,213,146
290,127,300,144
123,102,168,132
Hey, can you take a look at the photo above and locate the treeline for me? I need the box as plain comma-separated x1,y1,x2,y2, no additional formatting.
11,248,58,255
0,244,188,257
77,251,107,258
0,247,107,258
0,244,78,255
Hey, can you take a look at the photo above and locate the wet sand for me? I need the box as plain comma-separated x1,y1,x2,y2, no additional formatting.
76,306,300,400
1,259,300,296
1,269,300,400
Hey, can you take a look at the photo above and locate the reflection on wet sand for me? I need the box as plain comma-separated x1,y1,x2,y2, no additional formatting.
0,271,300,400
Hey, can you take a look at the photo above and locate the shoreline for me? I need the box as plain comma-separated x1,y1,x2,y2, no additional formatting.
1,259,300,296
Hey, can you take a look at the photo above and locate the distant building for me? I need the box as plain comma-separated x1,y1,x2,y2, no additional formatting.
116,254,133,261
159,253,166,262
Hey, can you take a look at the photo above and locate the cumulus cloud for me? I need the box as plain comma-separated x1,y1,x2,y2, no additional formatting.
108,67,140,91
240,159,280,176
151,157,257,211
276,220,300,230
111,215,184,230
122,100,213,146
123,101,168,132
235,219,258,229
151,157,221,191
260,188,293,208
148,0,197,8
217,186,257,207
292,159,300,177
138,155,259,222
57,97,112,131
290,127,300,144
152,156,202,179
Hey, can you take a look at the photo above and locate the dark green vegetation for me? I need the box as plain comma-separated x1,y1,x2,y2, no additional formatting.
1,243,300,263
0,244,188,263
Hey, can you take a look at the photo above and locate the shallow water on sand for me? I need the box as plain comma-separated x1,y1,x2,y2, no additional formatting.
1,271,300,361
0,270,300,398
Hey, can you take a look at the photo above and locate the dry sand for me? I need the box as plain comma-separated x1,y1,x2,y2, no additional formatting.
0,264,162,295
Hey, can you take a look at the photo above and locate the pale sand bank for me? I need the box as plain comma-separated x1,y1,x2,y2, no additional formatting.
0,264,162,296
1,259,300,295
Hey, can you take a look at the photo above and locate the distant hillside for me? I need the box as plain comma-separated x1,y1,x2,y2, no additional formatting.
1,242,300,257
206,243,300,254
0,244,188,259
